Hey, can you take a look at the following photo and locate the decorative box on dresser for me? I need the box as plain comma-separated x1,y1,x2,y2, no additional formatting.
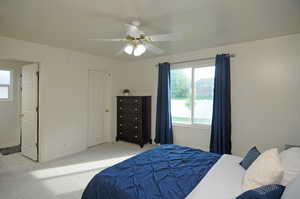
116,96,152,148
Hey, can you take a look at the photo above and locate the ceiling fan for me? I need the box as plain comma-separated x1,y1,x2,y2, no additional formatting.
89,20,181,56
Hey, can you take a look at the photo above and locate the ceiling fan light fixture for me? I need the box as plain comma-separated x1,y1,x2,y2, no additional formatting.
133,44,146,56
124,44,134,55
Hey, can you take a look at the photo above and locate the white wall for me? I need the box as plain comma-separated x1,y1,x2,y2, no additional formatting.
0,36,125,162
0,65,21,148
122,33,300,156
1,33,299,160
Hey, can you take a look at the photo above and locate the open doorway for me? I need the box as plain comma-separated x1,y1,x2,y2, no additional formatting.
0,59,40,163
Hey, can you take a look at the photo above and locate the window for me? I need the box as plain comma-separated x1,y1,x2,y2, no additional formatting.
171,65,215,126
0,70,12,100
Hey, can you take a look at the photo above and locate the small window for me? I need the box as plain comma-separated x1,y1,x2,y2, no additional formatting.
0,70,12,100
171,65,215,126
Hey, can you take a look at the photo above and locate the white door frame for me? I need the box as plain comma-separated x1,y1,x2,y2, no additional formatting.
87,69,112,148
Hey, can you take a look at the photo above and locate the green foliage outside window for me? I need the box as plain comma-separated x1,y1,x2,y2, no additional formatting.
170,69,190,99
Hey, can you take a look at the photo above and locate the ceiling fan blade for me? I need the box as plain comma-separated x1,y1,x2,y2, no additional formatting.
148,33,182,42
145,43,164,55
88,38,127,42
114,48,125,56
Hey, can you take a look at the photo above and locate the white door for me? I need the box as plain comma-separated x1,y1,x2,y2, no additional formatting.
21,64,38,161
87,70,106,147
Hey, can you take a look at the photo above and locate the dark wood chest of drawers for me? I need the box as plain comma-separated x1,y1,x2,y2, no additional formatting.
116,96,152,148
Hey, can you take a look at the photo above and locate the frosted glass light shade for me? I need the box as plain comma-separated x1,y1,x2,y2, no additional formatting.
133,44,146,56
124,44,134,55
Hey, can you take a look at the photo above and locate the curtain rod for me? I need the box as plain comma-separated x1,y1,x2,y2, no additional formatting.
156,54,235,66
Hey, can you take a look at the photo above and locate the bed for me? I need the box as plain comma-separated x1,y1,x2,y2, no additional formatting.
82,144,244,199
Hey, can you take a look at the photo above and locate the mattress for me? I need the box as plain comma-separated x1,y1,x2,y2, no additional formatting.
186,154,245,199
82,144,221,199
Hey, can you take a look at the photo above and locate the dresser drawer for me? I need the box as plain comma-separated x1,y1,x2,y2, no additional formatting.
118,122,139,131
118,113,139,121
118,97,141,105
118,128,140,141
118,105,139,114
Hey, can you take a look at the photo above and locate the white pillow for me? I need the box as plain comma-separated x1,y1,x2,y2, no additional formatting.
242,148,284,191
280,147,300,185
281,175,300,199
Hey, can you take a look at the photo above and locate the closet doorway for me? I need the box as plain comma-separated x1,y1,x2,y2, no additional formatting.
87,70,112,147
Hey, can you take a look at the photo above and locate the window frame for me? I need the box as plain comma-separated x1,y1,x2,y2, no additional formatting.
171,61,215,128
0,68,13,101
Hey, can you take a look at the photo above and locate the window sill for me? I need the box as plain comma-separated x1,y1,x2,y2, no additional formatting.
0,99,12,102
172,123,211,130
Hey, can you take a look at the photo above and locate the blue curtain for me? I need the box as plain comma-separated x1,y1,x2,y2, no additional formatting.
155,62,174,144
210,54,232,154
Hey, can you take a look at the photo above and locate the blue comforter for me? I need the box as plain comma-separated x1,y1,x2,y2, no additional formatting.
82,145,220,199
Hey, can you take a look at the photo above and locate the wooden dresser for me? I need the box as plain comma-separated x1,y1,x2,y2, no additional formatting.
116,96,152,148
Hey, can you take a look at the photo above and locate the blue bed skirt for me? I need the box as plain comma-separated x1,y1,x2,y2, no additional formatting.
82,144,220,199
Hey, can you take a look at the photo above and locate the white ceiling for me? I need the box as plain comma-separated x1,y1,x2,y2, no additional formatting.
0,0,300,61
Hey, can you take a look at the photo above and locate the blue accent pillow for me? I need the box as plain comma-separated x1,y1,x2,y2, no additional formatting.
236,184,285,199
240,146,261,169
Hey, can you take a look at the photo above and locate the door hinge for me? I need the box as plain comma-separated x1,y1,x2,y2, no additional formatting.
36,106,39,112
36,71,40,77
20,73,23,92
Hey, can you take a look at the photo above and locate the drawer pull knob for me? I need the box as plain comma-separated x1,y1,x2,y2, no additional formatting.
120,132,122,135
135,100,138,102
134,135,138,138
135,126,138,129
120,124,122,126
134,108,137,111
120,116,123,118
